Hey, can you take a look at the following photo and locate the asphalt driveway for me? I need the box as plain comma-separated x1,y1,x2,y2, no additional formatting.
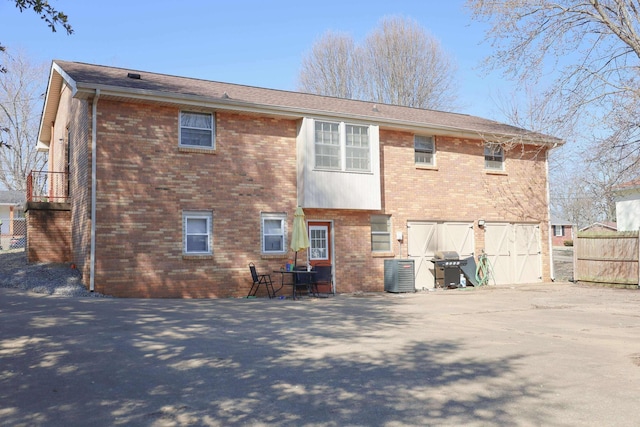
1,283,639,426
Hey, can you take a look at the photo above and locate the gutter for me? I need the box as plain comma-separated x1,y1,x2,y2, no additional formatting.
72,84,563,148
90,89,100,292
546,142,559,281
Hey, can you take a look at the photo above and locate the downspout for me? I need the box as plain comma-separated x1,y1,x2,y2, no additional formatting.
90,89,100,292
546,142,559,282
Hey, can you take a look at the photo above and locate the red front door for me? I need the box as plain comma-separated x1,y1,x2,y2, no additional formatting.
307,221,332,293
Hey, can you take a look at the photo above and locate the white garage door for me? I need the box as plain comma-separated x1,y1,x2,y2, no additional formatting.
484,223,542,285
407,222,474,289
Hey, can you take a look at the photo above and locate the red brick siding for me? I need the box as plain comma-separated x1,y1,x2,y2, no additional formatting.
26,204,72,263
379,130,551,281
552,225,573,246
92,101,299,297
49,95,553,297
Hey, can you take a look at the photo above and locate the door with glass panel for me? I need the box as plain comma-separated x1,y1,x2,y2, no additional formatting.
307,222,333,293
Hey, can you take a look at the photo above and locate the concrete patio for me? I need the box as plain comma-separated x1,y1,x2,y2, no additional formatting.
1,282,639,426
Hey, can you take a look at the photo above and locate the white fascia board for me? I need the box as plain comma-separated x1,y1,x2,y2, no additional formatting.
74,83,562,147
38,62,78,144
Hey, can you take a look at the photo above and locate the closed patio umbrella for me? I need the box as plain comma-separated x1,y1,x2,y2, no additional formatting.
290,206,309,267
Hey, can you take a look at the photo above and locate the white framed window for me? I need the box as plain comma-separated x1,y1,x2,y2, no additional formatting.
315,121,341,169
261,213,287,254
345,124,370,171
371,215,391,252
180,111,214,148
183,211,213,254
315,120,371,172
484,143,504,170
309,225,329,260
554,225,564,237
415,135,435,165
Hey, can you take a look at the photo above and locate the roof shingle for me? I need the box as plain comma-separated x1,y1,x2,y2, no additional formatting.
51,60,561,145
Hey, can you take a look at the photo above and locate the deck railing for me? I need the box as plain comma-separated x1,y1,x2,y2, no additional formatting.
27,170,69,203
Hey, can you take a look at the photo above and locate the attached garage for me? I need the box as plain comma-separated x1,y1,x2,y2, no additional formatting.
484,223,542,285
407,221,474,289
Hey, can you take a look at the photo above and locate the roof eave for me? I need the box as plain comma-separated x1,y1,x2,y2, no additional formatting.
38,62,78,145
72,82,562,146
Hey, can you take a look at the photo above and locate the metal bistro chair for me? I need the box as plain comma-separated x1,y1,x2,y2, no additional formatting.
312,264,334,296
293,265,316,298
248,263,275,298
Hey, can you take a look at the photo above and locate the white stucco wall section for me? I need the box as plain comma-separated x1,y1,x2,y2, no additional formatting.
616,192,640,231
297,117,381,210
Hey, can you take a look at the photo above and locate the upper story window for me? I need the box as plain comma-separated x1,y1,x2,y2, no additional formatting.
315,120,371,172
415,135,435,166
484,144,504,171
183,211,213,255
180,111,214,148
261,213,287,254
346,125,370,171
315,121,340,169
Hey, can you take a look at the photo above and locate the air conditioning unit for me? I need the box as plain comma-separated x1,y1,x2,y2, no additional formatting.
384,259,415,293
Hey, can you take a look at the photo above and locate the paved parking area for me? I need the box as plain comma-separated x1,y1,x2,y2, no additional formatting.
1,282,639,426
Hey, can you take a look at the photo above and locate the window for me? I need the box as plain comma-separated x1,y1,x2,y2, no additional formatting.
261,213,286,254
183,211,212,254
554,225,564,237
309,226,328,260
315,121,340,169
346,125,370,171
484,144,504,170
371,215,391,252
180,111,214,148
315,120,371,172
415,135,435,165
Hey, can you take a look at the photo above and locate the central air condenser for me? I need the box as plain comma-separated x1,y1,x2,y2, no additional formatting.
384,259,415,293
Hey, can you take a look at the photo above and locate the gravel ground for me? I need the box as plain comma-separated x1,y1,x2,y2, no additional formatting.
0,250,109,297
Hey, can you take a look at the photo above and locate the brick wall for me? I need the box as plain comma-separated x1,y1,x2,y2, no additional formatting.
26,203,72,263
92,101,299,297
51,96,552,297
552,225,573,246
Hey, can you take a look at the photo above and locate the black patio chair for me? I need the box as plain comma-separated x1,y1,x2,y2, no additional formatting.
293,265,315,298
248,263,275,298
312,264,334,296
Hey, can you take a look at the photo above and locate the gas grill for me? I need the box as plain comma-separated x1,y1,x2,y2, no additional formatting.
431,251,468,288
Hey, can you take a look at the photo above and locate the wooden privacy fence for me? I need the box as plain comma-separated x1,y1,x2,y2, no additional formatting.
574,231,640,287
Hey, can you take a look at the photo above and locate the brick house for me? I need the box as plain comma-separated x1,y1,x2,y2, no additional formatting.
550,218,574,247
30,60,562,297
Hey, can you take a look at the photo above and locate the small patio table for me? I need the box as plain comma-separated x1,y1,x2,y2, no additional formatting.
273,269,316,300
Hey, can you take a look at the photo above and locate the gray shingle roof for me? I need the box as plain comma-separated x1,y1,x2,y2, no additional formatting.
50,60,561,145
0,190,25,205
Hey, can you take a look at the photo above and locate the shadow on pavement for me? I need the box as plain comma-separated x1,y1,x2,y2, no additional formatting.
0,292,552,426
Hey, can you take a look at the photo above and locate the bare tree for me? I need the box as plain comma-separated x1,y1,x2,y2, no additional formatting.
360,17,459,110
466,0,640,173
298,16,459,111
298,32,361,99
1,0,73,73
0,51,47,191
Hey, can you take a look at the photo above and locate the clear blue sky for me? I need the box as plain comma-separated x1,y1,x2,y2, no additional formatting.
1,0,515,120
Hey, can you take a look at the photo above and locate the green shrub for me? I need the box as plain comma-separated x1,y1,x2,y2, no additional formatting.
563,240,573,247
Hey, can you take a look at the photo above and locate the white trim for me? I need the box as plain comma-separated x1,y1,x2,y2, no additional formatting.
179,111,215,149
261,212,287,254
183,211,213,254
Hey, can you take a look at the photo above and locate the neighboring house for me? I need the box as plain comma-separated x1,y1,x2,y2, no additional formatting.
579,222,618,233
614,179,640,231
29,60,562,297
0,190,25,249
550,218,574,246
